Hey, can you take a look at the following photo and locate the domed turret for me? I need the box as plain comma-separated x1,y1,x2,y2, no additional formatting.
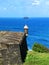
24,25,28,36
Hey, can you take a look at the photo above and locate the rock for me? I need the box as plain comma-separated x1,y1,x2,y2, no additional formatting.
0,31,28,65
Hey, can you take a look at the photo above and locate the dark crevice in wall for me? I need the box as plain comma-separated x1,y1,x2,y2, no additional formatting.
20,36,28,62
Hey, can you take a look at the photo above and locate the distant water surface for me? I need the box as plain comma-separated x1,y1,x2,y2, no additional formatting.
0,18,49,50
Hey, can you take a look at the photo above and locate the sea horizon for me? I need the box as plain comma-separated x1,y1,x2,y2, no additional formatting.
0,17,49,50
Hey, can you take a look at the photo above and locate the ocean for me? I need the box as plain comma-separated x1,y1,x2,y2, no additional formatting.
0,17,49,50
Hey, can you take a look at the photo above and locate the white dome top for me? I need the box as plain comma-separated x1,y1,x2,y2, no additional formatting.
24,25,28,29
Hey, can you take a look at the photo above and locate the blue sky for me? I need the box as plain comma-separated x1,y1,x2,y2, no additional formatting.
0,0,49,17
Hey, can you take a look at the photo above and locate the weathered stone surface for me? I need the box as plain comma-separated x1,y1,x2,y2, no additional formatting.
0,31,28,65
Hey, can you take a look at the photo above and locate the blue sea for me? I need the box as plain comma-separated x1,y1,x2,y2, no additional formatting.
0,17,49,50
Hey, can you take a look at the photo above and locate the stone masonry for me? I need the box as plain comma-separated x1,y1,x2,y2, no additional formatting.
0,31,28,65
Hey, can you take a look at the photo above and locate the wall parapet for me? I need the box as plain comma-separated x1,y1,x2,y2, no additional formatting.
0,31,28,65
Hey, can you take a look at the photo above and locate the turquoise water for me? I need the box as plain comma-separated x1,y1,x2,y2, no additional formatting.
0,18,49,50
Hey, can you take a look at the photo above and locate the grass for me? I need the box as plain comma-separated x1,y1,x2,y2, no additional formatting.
23,51,49,65
32,42,49,53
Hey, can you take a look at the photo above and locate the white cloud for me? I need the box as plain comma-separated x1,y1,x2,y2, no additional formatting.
32,0,40,6
3,7,7,10
46,1,49,5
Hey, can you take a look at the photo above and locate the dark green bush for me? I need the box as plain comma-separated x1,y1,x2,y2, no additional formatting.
32,42,49,53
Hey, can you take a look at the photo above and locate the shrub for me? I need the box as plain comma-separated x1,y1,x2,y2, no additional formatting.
32,42,49,53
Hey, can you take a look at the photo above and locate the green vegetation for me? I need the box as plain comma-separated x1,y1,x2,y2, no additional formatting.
23,42,49,65
32,42,49,53
23,51,49,65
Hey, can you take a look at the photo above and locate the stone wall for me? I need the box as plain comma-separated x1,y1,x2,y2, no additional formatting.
0,43,22,65
0,31,28,65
